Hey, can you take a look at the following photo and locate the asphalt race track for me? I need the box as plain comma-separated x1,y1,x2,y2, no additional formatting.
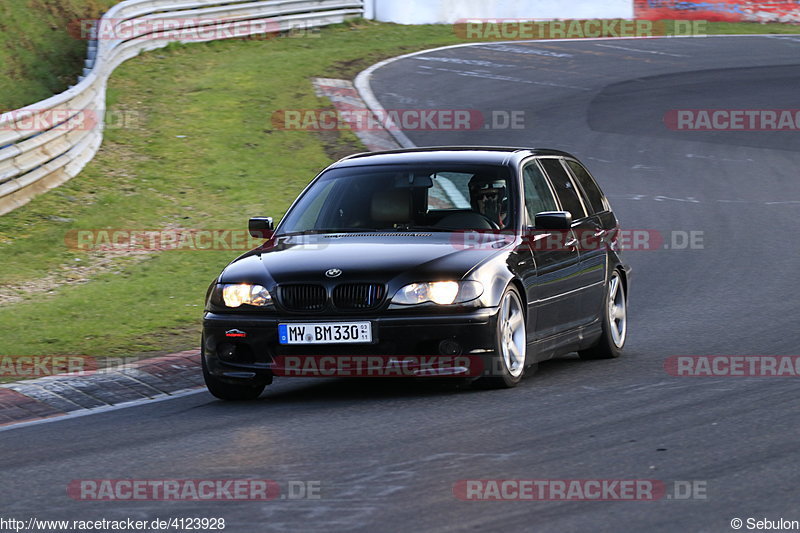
2,36,799,532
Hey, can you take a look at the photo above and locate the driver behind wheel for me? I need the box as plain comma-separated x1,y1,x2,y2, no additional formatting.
469,176,509,228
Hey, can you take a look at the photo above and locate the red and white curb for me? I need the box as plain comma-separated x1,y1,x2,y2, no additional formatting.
0,350,202,428
312,77,402,151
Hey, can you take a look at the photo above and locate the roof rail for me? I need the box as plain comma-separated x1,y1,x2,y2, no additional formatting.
337,145,533,162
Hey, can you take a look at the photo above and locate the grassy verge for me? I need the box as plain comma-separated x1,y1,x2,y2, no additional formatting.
0,0,119,109
703,21,800,34
0,20,467,360
0,20,798,362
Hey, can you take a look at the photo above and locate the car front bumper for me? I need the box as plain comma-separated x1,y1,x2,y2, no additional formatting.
202,308,500,385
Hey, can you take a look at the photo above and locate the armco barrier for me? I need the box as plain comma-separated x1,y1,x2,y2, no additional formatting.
0,0,363,216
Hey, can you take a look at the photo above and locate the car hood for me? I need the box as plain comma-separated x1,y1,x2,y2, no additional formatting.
219,233,512,287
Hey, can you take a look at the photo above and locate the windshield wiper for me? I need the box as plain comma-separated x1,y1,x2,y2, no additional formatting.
280,228,385,236
394,226,451,232
280,227,453,236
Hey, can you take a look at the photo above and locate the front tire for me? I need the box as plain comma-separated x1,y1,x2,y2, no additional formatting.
475,285,527,389
579,270,627,360
202,354,265,401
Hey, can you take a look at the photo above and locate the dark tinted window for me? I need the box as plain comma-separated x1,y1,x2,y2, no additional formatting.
567,160,606,214
539,158,587,221
522,161,557,223
279,164,515,233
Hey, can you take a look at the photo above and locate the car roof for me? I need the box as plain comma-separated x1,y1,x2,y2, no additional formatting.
329,146,577,169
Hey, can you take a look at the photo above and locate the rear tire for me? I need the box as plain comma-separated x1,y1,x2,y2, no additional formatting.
202,354,265,401
579,270,627,360
475,285,527,389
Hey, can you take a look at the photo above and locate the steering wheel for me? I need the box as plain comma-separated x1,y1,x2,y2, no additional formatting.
434,212,500,230
480,214,501,230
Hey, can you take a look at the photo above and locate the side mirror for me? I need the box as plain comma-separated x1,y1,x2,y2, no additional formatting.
249,217,274,238
534,211,572,230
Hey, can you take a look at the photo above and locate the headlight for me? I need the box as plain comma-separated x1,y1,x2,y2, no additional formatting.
391,281,483,305
221,283,273,307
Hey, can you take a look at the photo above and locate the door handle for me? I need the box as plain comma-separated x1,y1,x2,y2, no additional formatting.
564,238,578,249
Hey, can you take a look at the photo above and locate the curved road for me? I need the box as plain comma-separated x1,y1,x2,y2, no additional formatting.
2,36,799,532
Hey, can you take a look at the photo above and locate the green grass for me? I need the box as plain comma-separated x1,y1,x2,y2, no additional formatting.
0,19,798,361
703,21,800,34
0,20,467,359
0,0,120,109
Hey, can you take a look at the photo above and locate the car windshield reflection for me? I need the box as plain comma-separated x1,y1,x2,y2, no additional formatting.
278,165,516,235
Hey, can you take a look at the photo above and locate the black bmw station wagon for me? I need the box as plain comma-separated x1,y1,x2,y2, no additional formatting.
202,147,630,400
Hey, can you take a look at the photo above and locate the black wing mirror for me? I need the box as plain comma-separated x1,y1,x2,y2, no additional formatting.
534,211,572,230
249,217,274,238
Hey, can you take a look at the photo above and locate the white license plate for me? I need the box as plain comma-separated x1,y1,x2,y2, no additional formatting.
278,322,372,345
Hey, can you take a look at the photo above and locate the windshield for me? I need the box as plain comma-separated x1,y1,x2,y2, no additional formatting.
278,164,516,234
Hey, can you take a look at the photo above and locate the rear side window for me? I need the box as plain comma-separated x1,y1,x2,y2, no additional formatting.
566,160,607,214
539,158,587,221
522,161,558,223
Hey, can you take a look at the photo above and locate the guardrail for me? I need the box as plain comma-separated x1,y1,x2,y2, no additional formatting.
0,0,363,215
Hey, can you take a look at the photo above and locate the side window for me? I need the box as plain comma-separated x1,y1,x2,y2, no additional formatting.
566,160,607,214
539,158,587,221
522,161,558,223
